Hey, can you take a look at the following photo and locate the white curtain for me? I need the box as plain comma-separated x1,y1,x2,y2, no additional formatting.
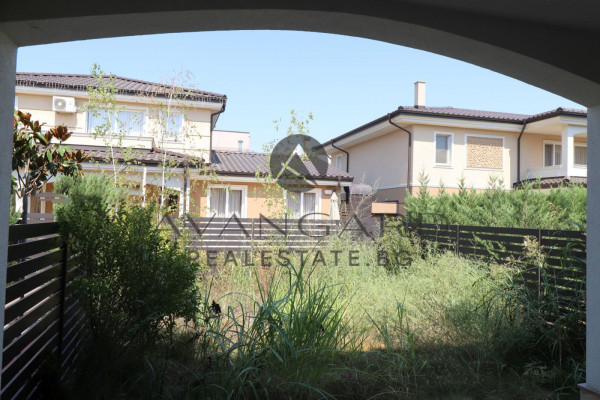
575,146,587,166
229,189,242,217
117,111,144,135
287,192,301,219
88,109,115,133
303,193,316,219
210,188,226,217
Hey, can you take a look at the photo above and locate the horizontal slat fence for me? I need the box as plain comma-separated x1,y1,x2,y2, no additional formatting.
3,223,84,400
172,217,341,252
402,222,586,317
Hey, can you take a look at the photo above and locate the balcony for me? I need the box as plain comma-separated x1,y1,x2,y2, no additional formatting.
527,165,587,180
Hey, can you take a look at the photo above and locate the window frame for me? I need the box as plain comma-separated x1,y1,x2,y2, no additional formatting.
543,140,563,168
206,184,248,218
284,188,322,219
574,142,587,167
335,154,344,170
433,131,454,167
86,105,149,137
162,111,185,142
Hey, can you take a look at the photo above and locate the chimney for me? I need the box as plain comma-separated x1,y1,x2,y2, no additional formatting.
414,81,426,108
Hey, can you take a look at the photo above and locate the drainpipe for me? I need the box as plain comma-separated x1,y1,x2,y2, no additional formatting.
517,122,528,186
209,100,226,164
182,162,189,217
388,114,413,196
331,142,349,173
331,141,350,203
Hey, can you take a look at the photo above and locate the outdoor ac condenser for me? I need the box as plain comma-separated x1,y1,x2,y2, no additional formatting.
52,96,76,113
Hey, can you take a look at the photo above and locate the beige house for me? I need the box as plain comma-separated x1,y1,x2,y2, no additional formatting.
324,82,587,213
14,73,352,221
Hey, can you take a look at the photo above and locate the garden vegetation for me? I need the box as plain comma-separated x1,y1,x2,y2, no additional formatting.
45,175,585,399
404,174,586,230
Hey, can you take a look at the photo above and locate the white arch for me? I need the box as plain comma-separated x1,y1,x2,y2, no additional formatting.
1,3,599,395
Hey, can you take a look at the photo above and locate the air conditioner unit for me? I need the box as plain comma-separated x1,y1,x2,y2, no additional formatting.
52,96,76,113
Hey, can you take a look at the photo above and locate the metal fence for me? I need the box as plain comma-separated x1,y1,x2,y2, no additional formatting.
2,222,84,400
402,222,586,312
177,217,342,252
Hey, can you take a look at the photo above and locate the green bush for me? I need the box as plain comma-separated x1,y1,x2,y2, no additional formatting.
54,175,201,351
404,173,586,230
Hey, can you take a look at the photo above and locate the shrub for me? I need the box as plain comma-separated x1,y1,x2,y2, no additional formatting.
404,174,586,230
54,175,201,351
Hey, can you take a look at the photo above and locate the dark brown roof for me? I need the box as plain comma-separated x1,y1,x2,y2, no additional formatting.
396,106,530,122
74,144,202,167
514,176,587,188
323,106,587,147
210,150,353,181
16,72,226,104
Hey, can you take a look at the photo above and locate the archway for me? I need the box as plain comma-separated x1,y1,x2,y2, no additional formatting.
1,2,599,396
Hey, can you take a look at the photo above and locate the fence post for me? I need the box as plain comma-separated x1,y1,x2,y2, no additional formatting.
537,228,543,298
58,240,68,366
456,225,460,256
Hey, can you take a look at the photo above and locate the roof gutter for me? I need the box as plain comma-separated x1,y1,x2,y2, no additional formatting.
209,100,227,164
387,114,413,196
516,121,528,186
331,141,349,173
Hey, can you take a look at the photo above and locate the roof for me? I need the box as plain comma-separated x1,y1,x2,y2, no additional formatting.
323,106,587,147
514,176,587,188
16,72,227,104
210,150,353,181
75,144,201,167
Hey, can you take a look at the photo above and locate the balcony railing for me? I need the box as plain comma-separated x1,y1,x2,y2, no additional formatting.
527,165,587,179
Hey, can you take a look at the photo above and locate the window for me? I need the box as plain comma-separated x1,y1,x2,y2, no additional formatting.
336,154,343,170
544,142,562,167
286,191,319,219
118,110,145,136
434,132,453,166
88,109,145,136
163,112,184,141
208,186,246,217
575,144,587,166
238,140,243,152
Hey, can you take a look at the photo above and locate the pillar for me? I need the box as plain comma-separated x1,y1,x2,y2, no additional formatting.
0,31,17,386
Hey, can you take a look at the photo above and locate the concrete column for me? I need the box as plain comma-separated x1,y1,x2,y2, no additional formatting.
0,31,17,387
142,166,147,207
583,104,600,399
185,175,191,215
562,125,576,178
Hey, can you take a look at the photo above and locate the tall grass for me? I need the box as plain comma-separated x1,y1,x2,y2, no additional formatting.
55,231,579,399
194,236,559,399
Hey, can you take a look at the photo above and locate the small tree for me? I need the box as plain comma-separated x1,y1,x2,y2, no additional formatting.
12,110,87,223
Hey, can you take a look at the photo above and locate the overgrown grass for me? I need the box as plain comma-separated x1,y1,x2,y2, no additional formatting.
189,238,572,398
53,230,583,399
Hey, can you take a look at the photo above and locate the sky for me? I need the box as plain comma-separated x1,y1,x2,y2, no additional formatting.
16,30,584,152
